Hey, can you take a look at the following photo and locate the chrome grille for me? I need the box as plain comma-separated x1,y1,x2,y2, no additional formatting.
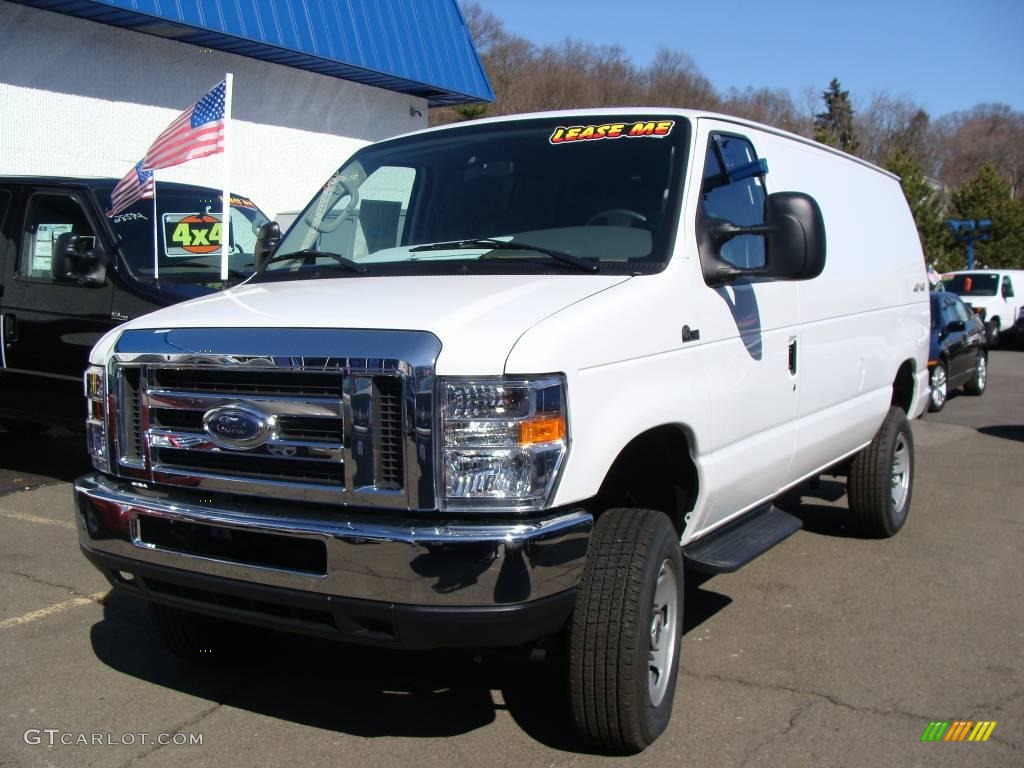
108,327,441,510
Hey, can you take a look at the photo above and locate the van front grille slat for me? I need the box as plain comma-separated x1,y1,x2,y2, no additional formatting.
114,362,407,502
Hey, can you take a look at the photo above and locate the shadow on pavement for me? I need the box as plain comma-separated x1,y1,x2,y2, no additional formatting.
0,426,91,493
89,579,733,752
774,477,877,540
977,424,1024,443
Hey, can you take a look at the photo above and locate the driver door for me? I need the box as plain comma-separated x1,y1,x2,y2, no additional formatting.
2,188,116,425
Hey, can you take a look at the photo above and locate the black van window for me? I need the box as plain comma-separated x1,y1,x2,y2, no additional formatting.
1002,276,1014,298
0,189,10,229
700,133,766,269
20,194,96,280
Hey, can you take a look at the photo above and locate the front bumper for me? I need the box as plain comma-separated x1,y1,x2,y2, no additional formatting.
74,473,592,648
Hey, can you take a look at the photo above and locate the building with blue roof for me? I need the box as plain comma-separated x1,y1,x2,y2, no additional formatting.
0,0,493,217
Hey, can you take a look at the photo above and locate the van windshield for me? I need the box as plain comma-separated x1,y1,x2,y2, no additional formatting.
944,273,999,297
100,186,270,286
258,115,688,281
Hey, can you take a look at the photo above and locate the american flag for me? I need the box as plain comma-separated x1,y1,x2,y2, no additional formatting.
143,80,226,171
106,160,154,217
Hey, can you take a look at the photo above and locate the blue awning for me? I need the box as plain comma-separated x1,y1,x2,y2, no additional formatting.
11,0,494,106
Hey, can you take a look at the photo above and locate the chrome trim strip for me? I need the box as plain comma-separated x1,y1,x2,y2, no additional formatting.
146,390,343,415
76,473,592,605
147,429,343,459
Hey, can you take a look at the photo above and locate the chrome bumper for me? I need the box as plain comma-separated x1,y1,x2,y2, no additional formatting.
74,473,592,607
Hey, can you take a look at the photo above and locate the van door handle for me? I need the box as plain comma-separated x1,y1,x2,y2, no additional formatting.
3,314,16,343
788,337,797,375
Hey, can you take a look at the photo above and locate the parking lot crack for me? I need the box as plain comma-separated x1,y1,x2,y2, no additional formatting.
738,699,815,767
2,568,104,600
114,675,257,768
681,667,931,722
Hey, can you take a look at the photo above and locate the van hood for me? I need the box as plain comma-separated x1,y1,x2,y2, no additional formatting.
98,274,631,374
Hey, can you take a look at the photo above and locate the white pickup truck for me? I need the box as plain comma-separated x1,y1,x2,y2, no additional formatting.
943,269,1024,345
75,110,930,753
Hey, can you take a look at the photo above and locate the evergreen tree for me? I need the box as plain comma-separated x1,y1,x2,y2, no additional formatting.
951,164,1024,269
884,150,955,270
814,78,859,154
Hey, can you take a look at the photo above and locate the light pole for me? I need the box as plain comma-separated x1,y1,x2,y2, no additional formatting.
947,219,992,270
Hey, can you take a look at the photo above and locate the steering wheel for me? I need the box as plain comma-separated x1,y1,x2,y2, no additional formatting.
586,208,648,227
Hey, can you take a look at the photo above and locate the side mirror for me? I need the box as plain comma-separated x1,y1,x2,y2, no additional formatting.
947,320,966,333
51,233,108,286
51,232,79,281
254,221,281,272
702,192,827,284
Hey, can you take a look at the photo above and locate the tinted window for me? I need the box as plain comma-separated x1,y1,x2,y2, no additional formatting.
701,133,766,268
21,193,96,280
0,189,10,228
1002,276,1014,297
944,273,999,296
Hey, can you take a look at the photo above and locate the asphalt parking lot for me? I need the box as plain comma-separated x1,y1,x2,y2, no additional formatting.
1,351,1021,768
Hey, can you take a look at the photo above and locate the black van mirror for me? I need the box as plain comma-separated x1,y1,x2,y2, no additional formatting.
51,232,79,281
703,192,827,284
254,221,281,272
51,232,108,287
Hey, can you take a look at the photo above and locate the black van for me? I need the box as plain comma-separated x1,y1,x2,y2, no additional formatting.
0,177,269,432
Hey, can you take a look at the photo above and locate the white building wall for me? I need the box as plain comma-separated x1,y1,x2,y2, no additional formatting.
0,1,428,219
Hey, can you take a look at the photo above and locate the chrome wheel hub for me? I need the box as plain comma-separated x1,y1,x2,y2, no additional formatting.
977,356,987,388
890,433,911,516
931,366,946,407
648,559,679,707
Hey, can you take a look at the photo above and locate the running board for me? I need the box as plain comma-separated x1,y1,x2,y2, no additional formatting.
682,504,802,574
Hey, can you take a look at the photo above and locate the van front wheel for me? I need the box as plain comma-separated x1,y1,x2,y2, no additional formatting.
569,508,683,754
847,407,914,537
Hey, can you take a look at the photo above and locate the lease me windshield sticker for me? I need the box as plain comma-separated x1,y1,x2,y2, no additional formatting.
549,120,674,144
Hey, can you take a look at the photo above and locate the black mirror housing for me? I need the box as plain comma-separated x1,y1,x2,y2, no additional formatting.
700,191,826,285
254,221,282,272
50,232,108,286
51,232,79,281
762,192,826,280
947,320,966,333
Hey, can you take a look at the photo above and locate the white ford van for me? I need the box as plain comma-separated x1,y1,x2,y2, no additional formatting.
75,110,930,753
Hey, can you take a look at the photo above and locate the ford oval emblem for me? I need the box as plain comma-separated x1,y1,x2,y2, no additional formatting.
202,404,273,450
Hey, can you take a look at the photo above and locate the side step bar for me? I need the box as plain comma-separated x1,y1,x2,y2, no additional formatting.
682,504,802,574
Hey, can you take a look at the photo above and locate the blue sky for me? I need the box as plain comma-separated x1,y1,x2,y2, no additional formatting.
471,0,1023,117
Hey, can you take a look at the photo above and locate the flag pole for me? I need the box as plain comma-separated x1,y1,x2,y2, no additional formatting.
152,170,159,280
220,73,233,282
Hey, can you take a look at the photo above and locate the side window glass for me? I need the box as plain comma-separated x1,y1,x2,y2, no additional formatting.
952,300,971,324
701,134,766,269
21,194,96,280
1002,276,1014,298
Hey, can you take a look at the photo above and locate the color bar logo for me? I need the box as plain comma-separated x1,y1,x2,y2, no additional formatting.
921,720,997,742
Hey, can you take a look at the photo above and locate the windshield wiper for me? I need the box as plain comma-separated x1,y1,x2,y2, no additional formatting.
409,238,599,273
260,249,366,274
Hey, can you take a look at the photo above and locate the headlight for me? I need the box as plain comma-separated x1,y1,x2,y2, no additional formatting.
439,376,568,512
84,365,109,473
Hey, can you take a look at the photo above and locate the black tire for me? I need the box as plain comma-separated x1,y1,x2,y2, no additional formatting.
927,362,947,413
569,508,683,754
148,602,270,662
964,351,987,396
847,407,914,537
986,321,1000,347
0,420,49,437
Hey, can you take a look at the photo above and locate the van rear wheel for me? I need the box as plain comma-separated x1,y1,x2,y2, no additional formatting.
569,508,683,754
847,407,914,537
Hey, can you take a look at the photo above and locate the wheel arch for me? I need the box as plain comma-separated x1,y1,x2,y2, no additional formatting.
593,424,700,536
891,358,917,414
